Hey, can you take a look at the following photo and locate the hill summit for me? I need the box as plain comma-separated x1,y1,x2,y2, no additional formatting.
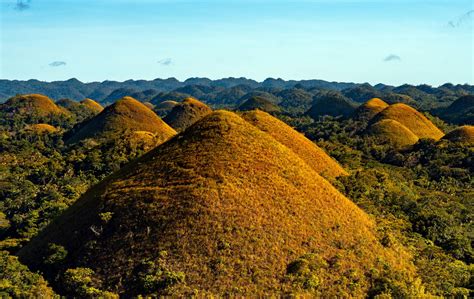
19,110,415,297
241,110,347,178
66,96,176,144
163,97,212,132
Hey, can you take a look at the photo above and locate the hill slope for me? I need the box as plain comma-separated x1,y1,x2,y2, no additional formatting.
163,97,212,132
367,119,419,147
241,110,348,178
67,96,176,144
442,125,474,143
19,110,415,297
372,103,444,140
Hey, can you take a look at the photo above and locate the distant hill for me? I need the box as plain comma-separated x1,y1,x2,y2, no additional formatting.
306,91,357,119
163,98,212,132
241,110,347,178
367,119,419,147
433,95,474,125
0,79,471,111
442,125,474,144
277,88,314,113
238,96,281,113
66,96,176,144
371,103,444,140
342,84,382,103
19,110,414,296
1,94,69,118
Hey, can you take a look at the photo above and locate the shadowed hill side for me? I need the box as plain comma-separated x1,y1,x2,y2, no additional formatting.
434,95,474,125
1,94,69,117
367,119,419,147
163,97,212,132
353,98,389,120
441,125,474,144
237,96,281,113
241,110,348,178
18,110,415,297
372,103,444,140
66,96,176,144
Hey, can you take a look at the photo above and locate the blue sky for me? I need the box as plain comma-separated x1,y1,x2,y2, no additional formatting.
0,0,472,85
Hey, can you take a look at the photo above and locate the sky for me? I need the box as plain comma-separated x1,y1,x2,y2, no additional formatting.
0,0,472,86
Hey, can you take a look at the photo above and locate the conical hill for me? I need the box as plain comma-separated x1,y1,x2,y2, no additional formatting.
1,94,69,117
19,110,414,297
163,97,212,132
80,98,104,113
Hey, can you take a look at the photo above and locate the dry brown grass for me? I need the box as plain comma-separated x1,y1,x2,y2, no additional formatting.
2,94,70,117
241,110,348,178
163,97,212,132
372,103,444,140
67,96,176,144
367,119,419,147
354,98,389,120
24,123,58,134
80,98,104,113
20,110,416,296
442,125,474,144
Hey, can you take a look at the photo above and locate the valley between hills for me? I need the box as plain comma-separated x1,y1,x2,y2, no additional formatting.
0,79,472,297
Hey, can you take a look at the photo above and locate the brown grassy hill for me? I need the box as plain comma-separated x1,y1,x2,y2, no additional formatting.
19,110,416,297
163,97,212,132
1,94,69,117
367,119,419,147
24,123,58,134
353,98,389,120
241,110,348,178
67,96,176,144
441,125,474,143
80,98,104,113
372,103,444,140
